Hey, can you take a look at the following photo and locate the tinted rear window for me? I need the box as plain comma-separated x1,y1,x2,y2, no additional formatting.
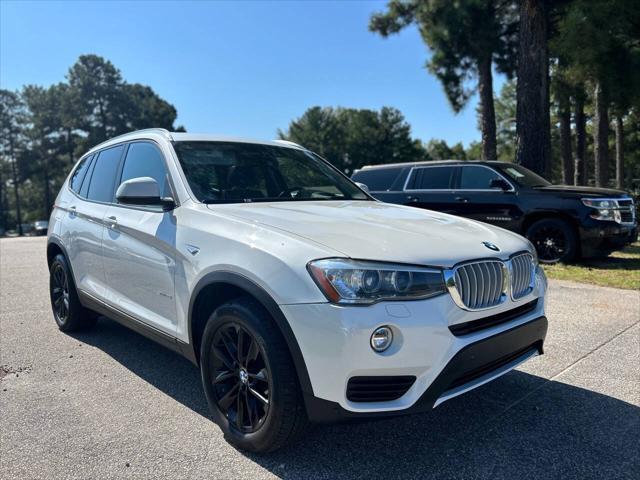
351,168,402,191
410,166,455,190
69,154,93,193
86,145,125,202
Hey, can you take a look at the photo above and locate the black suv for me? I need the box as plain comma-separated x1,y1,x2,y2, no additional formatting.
352,161,637,263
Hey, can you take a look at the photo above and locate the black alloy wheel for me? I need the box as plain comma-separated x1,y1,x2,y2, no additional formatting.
209,322,271,433
200,296,308,452
49,253,97,331
526,218,577,264
51,263,71,324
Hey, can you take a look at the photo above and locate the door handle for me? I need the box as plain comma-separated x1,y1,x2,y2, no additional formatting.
407,196,419,203
69,205,77,212
455,196,469,203
107,215,118,228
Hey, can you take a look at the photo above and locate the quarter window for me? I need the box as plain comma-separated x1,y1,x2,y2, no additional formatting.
86,145,125,203
459,166,504,190
119,142,170,198
409,166,455,190
69,154,93,193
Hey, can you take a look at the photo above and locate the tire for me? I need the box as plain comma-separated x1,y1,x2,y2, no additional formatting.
526,218,577,264
49,254,97,332
200,296,307,452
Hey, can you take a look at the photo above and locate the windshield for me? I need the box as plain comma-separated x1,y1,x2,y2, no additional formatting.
497,163,551,188
172,141,369,204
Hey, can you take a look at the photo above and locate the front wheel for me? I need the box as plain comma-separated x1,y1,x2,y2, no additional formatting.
526,218,577,264
200,297,307,452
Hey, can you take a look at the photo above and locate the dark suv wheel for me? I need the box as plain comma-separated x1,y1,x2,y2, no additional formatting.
526,218,577,264
49,254,97,331
200,296,307,452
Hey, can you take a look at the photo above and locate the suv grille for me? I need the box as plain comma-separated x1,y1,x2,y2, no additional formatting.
346,376,416,402
511,253,535,299
453,260,505,310
617,199,635,224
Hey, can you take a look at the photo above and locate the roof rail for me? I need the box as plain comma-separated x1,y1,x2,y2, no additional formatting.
88,128,173,152
272,139,304,149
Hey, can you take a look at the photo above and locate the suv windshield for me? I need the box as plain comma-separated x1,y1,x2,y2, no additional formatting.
496,163,551,188
173,141,369,204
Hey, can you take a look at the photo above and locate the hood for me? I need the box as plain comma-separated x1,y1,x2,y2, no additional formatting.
208,201,530,268
532,185,629,198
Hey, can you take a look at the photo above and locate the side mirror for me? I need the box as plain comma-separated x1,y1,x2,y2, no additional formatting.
355,182,370,193
490,178,511,191
116,177,175,210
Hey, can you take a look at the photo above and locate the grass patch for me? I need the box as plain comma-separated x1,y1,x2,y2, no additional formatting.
543,242,640,290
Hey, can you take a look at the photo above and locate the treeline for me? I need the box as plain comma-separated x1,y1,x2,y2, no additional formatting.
280,77,640,183
282,0,639,187
0,55,182,234
362,0,639,186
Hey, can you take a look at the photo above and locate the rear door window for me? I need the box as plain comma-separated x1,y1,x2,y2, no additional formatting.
408,166,455,190
86,145,125,203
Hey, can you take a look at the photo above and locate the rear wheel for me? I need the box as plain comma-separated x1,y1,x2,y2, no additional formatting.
526,218,577,264
49,254,97,331
200,296,307,452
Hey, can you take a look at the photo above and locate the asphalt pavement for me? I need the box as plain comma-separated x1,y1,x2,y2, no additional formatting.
1,236,639,479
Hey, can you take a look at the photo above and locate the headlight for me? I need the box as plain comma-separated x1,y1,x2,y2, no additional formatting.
307,258,446,304
582,198,621,222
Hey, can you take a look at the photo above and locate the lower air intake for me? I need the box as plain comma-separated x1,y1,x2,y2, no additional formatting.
346,376,416,402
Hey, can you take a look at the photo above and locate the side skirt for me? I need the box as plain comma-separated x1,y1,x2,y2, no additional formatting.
78,290,197,365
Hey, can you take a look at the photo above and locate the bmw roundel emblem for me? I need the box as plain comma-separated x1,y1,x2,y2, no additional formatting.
482,241,500,252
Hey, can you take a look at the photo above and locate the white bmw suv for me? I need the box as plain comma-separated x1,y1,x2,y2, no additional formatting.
47,129,548,452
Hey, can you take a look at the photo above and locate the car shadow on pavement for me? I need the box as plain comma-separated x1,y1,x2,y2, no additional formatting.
74,317,639,480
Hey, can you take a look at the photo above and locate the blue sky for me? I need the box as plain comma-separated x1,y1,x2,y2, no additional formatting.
1,0,503,147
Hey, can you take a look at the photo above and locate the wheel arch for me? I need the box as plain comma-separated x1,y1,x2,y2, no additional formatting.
46,239,65,269
522,210,580,238
522,210,582,258
187,271,314,397
47,238,78,281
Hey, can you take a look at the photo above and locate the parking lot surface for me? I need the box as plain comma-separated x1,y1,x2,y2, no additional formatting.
1,236,639,479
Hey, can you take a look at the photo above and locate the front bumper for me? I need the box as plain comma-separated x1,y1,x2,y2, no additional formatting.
280,269,547,422
580,221,638,257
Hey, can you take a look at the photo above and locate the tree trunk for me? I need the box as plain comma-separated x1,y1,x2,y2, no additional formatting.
615,115,624,189
593,81,609,188
573,93,587,185
0,169,5,233
477,56,497,161
558,90,572,184
67,127,75,166
43,157,51,219
515,0,551,177
9,137,23,236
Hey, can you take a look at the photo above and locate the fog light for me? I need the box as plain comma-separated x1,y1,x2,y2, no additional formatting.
370,326,393,352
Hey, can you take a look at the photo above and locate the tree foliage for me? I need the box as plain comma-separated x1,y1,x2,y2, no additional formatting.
370,0,518,160
0,55,181,232
279,106,426,173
